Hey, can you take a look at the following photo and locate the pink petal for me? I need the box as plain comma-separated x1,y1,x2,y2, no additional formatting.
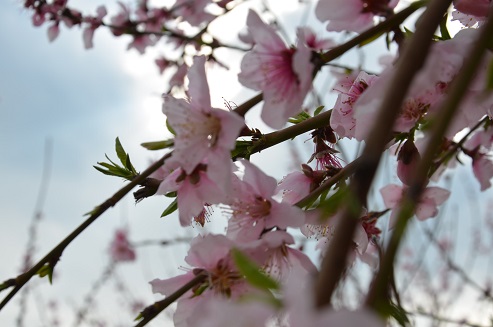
150,273,194,296
380,184,404,208
188,56,211,112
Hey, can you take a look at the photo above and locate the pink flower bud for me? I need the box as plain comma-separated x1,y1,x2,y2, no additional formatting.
397,140,420,186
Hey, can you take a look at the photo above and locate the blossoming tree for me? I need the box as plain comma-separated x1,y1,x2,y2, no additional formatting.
2,0,493,326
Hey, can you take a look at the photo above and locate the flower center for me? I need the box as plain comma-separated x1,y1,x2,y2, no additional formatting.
208,258,243,297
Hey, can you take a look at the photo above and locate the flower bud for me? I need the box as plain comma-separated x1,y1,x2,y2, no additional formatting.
397,140,420,186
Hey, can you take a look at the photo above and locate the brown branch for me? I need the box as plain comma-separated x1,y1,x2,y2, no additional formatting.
366,2,493,309
314,0,454,309
133,272,207,327
0,152,172,312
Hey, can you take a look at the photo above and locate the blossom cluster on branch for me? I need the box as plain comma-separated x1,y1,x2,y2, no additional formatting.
3,0,493,326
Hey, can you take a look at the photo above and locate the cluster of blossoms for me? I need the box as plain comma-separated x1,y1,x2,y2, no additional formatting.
138,0,492,325
24,0,237,89
15,0,493,326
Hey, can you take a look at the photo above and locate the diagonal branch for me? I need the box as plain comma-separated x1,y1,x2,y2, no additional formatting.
0,152,173,312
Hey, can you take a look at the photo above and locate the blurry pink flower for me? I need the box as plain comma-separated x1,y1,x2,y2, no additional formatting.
283,269,386,327
155,56,172,74
464,129,493,190
396,139,421,186
47,23,60,42
127,34,157,54
316,0,398,33
453,0,491,17
301,210,369,259
238,10,313,129
330,71,378,139
451,11,484,27
172,0,214,26
82,5,107,49
299,26,336,51
380,184,450,228
163,56,244,190
109,229,136,262
260,231,316,281
169,63,189,89
186,297,274,327
226,160,305,242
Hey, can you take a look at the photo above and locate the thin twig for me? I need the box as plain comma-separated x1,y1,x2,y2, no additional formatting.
0,152,172,312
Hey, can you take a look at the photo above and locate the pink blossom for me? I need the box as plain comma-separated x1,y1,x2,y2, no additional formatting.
330,71,378,139
315,0,398,33
276,170,312,205
150,234,258,327
155,56,172,74
157,162,228,226
172,0,215,26
163,56,244,191
186,297,274,327
451,11,484,28
283,269,386,327
299,26,336,51
469,151,493,191
260,231,316,281
47,23,60,42
82,6,107,49
127,34,158,54
275,165,327,205
110,2,133,36
453,0,491,18
225,160,305,242
302,210,369,257
380,184,450,228
396,139,421,186
238,10,313,129
109,229,136,262
461,129,493,191
352,69,445,140
169,63,189,89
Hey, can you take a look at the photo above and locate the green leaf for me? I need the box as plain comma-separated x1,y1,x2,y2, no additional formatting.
317,186,350,217
36,264,54,284
161,199,178,217
141,139,175,150
439,14,451,40
165,191,177,198
125,154,137,175
94,141,138,180
288,111,311,124
232,248,279,291
314,105,324,116
231,140,254,159
166,118,176,135
403,27,414,37
385,32,391,51
115,137,127,167
386,302,410,327
134,312,143,321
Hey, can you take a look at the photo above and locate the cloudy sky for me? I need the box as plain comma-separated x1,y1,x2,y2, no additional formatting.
0,1,320,325
1,1,493,326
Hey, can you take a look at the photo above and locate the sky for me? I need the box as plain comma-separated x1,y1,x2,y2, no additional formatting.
1,1,493,326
